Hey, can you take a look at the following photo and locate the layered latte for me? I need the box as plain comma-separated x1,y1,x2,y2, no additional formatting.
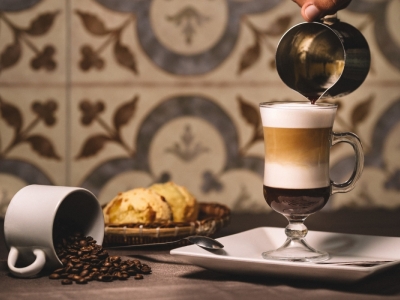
260,102,336,217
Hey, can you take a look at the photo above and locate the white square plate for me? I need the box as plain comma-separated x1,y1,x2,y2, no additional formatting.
170,227,400,282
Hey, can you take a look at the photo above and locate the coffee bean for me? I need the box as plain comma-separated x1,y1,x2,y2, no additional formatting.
61,279,73,285
81,248,91,254
49,273,60,279
76,278,87,284
141,267,152,274
120,265,128,271
90,259,100,265
67,274,75,280
110,256,121,262
52,229,152,285
80,256,90,262
83,264,91,270
127,270,136,276
98,252,108,259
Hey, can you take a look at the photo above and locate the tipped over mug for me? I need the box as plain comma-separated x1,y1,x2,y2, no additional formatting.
4,185,104,278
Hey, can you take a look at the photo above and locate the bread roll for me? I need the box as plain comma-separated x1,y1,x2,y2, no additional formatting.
149,182,198,222
103,188,172,224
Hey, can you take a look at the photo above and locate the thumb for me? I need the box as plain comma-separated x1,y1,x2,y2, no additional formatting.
301,3,322,22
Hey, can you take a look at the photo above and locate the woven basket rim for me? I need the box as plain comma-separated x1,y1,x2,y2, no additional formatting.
103,202,230,244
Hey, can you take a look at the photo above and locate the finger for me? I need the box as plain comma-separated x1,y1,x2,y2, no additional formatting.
301,0,352,22
313,0,352,12
329,0,351,13
291,0,308,7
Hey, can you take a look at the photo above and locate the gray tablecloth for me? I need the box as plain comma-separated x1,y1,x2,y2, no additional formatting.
1,210,400,300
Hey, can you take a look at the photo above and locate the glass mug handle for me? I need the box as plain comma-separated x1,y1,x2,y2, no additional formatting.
331,132,364,194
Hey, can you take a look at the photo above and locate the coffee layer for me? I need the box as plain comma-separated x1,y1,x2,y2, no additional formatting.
263,127,330,164
263,127,331,188
263,185,331,216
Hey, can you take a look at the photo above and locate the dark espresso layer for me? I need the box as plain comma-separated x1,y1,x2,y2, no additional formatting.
263,185,331,217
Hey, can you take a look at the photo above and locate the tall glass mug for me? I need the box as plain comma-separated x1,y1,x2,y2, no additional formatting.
259,101,364,262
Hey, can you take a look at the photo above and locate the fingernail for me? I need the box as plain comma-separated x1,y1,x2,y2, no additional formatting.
304,5,321,21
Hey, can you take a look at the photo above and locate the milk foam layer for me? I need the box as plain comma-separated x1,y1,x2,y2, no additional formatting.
260,102,336,128
264,163,330,189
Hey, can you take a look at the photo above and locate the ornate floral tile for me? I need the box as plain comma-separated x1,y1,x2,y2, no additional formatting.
0,0,66,85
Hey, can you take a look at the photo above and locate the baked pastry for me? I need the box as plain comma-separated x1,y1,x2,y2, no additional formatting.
103,188,172,224
149,182,199,222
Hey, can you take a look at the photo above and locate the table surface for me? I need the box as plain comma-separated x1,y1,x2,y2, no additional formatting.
2,209,400,300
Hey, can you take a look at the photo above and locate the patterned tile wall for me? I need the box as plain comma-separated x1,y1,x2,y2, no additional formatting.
1,0,400,216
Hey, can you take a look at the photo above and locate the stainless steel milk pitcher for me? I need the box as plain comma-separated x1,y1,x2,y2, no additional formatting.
275,15,370,101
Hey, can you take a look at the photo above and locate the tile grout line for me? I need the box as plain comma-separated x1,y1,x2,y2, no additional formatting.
1,81,400,88
65,0,71,187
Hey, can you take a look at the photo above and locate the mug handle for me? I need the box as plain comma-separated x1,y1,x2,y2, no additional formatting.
331,132,364,195
8,246,46,277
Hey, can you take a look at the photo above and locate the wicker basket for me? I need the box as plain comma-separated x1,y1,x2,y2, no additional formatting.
103,202,230,247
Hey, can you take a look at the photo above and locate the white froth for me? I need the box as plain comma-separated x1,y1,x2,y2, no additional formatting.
260,102,336,128
264,163,330,189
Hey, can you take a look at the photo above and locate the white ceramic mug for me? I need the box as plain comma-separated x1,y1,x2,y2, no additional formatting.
4,185,104,278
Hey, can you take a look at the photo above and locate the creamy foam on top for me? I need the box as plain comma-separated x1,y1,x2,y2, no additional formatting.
260,102,336,128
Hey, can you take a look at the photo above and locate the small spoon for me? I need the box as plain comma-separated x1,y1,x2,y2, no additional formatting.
105,236,224,250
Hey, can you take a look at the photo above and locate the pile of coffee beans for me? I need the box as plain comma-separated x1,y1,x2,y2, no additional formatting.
50,232,151,285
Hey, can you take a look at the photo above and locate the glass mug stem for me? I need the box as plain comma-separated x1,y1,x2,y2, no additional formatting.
331,132,364,194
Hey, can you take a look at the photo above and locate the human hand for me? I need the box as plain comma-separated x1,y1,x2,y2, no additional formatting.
292,0,352,22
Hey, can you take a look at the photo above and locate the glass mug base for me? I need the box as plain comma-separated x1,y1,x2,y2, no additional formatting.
262,238,329,262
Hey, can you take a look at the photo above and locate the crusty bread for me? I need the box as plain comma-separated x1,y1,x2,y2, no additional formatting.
149,182,199,222
103,188,172,224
